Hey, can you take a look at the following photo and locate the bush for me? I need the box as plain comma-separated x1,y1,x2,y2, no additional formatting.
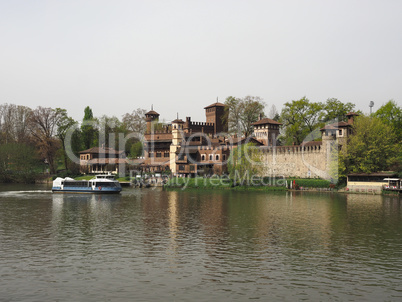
288,178,331,188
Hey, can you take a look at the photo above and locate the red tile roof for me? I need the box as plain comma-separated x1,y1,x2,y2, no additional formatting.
79,147,125,155
252,118,282,126
204,102,226,109
320,121,351,131
145,110,160,116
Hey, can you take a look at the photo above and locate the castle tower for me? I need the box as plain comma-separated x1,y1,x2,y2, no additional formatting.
252,118,282,146
346,112,359,125
204,102,227,134
170,117,185,174
145,106,160,133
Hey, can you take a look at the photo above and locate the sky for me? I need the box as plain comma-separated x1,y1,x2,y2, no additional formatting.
0,0,401,123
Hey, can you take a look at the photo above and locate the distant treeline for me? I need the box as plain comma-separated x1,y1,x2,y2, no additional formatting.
0,104,145,182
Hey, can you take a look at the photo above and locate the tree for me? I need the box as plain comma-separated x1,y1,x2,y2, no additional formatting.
0,104,32,144
374,100,402,141
98,115,124,150
323,98,355,122
342,115,398,174
224,96,265,136
130,141,143,158
122,108,146,134
81,106,98,149
280,97,324,145
28,107,65,174
56,109,79,170
268,104,278,119
0,143,41,183
227,143,263,182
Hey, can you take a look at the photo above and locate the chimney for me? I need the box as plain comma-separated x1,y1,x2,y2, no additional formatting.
258,113,262,121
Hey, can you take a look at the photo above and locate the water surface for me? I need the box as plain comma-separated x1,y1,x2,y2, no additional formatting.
0,185,401,301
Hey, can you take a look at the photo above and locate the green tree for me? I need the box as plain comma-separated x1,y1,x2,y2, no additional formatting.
98,115,125,150
56,109,80,171
224,96,265,136
81,106,98,149
374,100,402,141
323,98,355,122
280,97,324,145
130,141,143,158
342,115,398,174
227,143,263,182
0,143,41,183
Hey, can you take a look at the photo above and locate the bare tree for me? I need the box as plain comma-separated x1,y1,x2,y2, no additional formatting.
268,104,278,119
224,96,266,136
122,108,146,134
0,104,32,144
28,107,65,174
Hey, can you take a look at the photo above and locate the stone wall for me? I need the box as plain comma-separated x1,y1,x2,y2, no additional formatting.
260,144,329,178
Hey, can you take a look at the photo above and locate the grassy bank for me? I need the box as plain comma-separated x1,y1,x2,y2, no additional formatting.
164,176,287,191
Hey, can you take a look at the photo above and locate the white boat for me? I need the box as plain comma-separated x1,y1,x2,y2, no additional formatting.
52,174,122,194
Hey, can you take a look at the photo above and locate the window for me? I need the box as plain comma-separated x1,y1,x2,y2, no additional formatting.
190,165,195,172
179,165,185,171
201,154,206,161
156,153,162,158
164,152,170,157
223,154,226,161
209,154,213,161
149,152,154,158
215,155,220,161
339,130,342,136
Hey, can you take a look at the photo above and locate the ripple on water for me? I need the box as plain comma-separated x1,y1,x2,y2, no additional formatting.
0,189,401,301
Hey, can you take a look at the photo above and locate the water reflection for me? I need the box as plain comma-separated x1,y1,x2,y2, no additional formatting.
0,188,401,301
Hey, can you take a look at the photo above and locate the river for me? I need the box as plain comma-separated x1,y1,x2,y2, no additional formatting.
0,184,401,301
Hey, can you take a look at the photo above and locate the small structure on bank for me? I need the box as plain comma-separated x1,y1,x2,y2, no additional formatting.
347,172,400,194
79,147,127,174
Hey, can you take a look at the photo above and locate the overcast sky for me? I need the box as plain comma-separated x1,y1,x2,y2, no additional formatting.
1,0,401,122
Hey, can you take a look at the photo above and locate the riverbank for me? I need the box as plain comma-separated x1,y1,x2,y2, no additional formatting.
164,176,401,196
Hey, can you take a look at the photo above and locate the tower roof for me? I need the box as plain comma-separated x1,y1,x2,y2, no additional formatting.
252,118,282,126
204,102,226,109
145,110,159,116
346,112,359,117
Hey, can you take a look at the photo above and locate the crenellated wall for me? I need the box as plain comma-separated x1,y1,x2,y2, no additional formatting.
185,117,215,134
260,142,331,178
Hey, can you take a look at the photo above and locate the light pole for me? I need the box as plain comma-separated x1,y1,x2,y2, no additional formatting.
369,101,374,114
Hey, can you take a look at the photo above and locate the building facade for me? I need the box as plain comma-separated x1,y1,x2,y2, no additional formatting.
143,102,230,175
79,147,127,174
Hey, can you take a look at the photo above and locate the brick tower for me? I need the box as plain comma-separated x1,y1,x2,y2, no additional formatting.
204,102,227,134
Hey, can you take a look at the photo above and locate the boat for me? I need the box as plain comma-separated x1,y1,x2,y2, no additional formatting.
52,174,122,194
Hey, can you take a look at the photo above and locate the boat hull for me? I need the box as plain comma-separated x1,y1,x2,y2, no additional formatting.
52,187,122,194
52,174,122,194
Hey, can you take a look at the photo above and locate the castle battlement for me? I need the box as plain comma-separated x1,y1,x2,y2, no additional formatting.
187,121,214,127
150,130,172,134
198,146,230,151
260,143,323,154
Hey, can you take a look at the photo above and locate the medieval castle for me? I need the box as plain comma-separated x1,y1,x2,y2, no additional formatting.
143,102,358,179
